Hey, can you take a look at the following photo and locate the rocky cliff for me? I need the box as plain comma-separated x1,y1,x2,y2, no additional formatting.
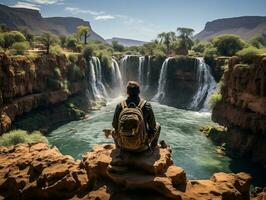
0,142,260,200
0,4,105,42
195,16,266,41
0,53,87,134
212,56,266,166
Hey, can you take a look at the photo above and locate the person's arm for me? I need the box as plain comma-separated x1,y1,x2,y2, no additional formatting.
112,104,122,131
146,103,157,134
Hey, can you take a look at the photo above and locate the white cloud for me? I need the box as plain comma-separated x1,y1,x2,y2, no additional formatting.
12,1,40,10
94,15,115,21
26,0,64,5
65,7,104,15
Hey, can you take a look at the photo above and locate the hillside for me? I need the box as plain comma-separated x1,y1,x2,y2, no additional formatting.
195,16,266,41
106,37,146,47
0,4,105,42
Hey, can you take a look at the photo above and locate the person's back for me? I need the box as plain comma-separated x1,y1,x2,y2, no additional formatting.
112,81,161,151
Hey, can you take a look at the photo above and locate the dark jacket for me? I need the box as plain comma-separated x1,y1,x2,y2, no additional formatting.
112,96,157,134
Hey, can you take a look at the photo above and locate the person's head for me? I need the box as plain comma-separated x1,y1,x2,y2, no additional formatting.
127,81,140,97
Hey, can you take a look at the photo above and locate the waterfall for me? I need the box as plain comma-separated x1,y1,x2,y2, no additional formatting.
138,56,145,85
152,58,171,102
120,55,129,84
189,57,217,110
111,58,123,89
86,57,107,100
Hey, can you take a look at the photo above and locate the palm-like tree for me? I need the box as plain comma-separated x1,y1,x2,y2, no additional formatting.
76,25,91,45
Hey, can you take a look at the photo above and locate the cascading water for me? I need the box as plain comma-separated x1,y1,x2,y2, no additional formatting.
86,57,107,100
189,57,217,111
152,58,171,102
111,58,123,90
138,56,145,85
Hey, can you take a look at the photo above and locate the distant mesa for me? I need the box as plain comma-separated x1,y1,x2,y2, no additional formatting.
106,37,146,47
0,4,106,43
195,16,266,41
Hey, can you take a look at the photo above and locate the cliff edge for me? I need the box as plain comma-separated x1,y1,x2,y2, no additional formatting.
0,142,259,200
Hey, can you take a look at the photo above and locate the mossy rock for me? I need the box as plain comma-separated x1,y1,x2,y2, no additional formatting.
200,125,227,145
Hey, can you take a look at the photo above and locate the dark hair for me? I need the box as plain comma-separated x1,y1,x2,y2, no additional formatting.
127,81,140,97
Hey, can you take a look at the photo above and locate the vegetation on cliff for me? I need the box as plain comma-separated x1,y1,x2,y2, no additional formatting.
0,129,47,146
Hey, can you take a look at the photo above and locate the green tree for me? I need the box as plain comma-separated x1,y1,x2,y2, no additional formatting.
2,31,26,48
157,32,176,55
249,35,265,48
19,28,34,44
212,34,245,56
38,32,58,54
82,46,93,61
111,40,125,52
77,25,91,45
176,27,194,55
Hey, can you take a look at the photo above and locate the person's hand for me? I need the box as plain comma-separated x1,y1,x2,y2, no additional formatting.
103,128,113,138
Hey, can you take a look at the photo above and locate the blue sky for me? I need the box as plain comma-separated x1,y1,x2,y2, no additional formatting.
1,0,266,41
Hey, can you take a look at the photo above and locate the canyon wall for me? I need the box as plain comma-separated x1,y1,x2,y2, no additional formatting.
0,53,88,134
212,56,266,166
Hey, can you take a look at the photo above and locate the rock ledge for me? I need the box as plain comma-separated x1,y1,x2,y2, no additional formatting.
0,142,259,200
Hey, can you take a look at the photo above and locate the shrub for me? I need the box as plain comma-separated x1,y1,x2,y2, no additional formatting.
204,47,218,57
192,42,205,53
66,35,78,50
0,130,47,146
83,46,93,61
11,41,29,55
54,67,62,78
236,47,266,64
208,92,222,109
249,35,265,48
50,45,63,55
68,53,78,63
112,41,125,52
0,34,4,48
2,31,26,48
212,34,245,56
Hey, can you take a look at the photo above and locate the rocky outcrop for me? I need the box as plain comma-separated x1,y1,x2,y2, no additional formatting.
0,53,87,134
0,142,256,200
204,56,228,82
212,56,266,166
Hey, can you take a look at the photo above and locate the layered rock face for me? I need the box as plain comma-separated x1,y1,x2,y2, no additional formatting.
0,142,256,200
212,56,266,166
0,53,86,134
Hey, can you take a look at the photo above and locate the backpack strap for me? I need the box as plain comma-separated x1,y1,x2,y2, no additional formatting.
137,99,146,109
121,100,127,109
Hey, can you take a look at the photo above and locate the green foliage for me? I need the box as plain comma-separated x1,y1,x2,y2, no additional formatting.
11,41,29,55
176,27,194,54
59,35,66,48
204,47,218,57
76,25,91,45
54,67,62,78
1,31,26,48
50,44,63,55
236,46,266,64
192,42,205,53
212,34,245,56
66,35,78,50
157,32,176,55
0,34,4,48
112,41,125,52
82,46,93,60
208,92,222,109
0,130,48,147
249,35,265,48
37,32,58,54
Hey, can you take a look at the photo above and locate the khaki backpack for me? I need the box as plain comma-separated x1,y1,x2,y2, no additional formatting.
116,99,147,151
